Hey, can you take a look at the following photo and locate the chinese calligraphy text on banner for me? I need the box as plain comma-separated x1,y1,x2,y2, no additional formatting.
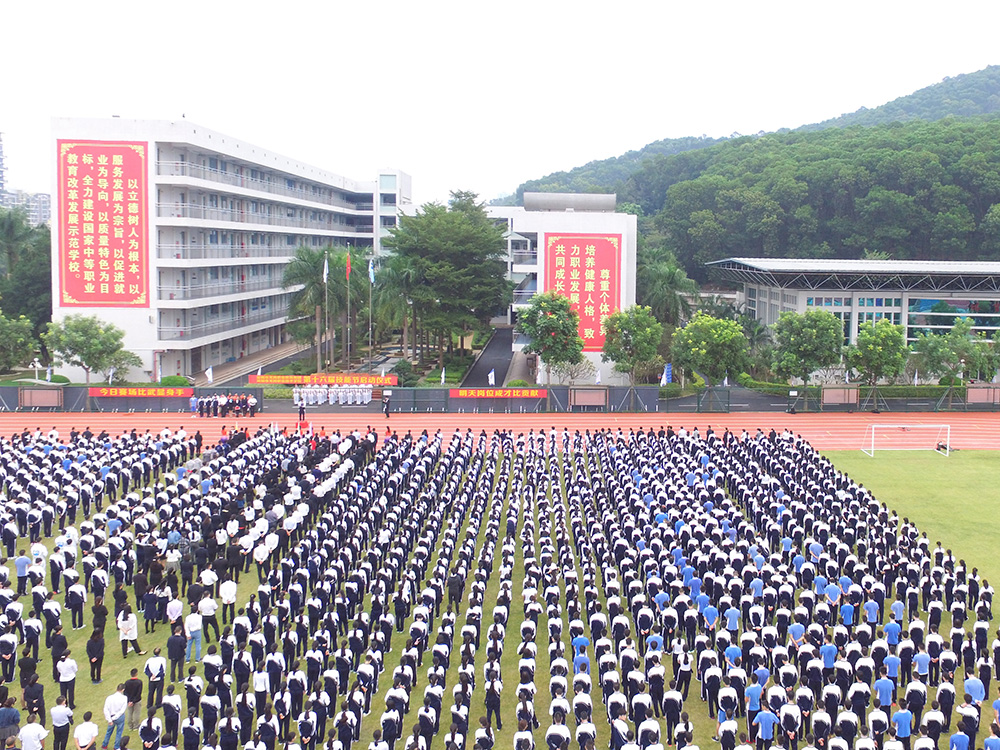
543,234,621,352
57,140,149,307
89,387,193,398
249,373,398,386
449,389,548,399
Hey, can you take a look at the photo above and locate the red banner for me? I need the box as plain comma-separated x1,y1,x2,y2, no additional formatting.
544,233,621,352
250,373,397,386
90,387,193,398
57,140,149,307
450,388,547,398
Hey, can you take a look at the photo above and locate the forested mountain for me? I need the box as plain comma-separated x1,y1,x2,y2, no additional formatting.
622,119,1000,280
499,65,1000,220
491,135,726,206
797,66,1000,131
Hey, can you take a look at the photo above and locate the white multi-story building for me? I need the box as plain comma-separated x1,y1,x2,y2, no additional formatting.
489,193,637,384
51,118,410,381
1,189,51,226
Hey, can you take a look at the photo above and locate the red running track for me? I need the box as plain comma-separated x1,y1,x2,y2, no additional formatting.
1,411,997,451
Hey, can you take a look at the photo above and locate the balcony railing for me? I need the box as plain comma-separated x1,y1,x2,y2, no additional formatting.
512,252,538,265
157,203,373,233
156,161,374,212
157,243,296,261
158,278,285,301
512,290,536,304
158,308,290,341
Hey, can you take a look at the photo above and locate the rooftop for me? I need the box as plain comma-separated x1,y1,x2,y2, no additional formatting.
709,257,1000,293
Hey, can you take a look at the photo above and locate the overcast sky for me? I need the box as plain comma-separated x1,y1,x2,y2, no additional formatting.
3,1,999,206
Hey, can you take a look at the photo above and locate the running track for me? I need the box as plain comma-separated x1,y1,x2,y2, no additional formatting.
1,411,997,451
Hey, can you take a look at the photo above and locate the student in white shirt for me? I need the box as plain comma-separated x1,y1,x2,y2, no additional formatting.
74,710,100,750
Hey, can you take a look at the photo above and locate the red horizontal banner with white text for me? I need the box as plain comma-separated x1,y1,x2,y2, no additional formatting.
90,387,193,398
250,374,397,386
449,388,548,398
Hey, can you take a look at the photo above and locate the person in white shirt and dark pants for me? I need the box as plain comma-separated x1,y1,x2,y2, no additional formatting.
57,650,78,710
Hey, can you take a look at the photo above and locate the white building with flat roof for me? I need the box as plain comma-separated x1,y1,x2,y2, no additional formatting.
709,257,1000,344
51,117,410,381
489,193,637,384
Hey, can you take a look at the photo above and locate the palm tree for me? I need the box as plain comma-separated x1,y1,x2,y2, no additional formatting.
636,246,700,327
374,253,417,362
0,208,36,280
282,246,332,369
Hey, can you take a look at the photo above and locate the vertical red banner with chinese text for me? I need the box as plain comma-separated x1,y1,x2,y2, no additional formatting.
57,140,149,307
543,233,621,352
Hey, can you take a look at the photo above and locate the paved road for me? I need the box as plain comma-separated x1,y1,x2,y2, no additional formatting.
462,327,513,387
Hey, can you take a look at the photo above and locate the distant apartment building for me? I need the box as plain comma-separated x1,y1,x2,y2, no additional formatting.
51,117,410,381
0,133,52,226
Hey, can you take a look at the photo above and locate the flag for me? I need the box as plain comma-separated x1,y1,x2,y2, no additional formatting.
45,367,51,382
381,368,385,377
346,253,351,280
440,367,446,385
206,366,214,384
914,369,919,386
666,363,672,383
993,369,999,384
322,254,329,284
108,367,115,385
660,364,668,387
595,369,602,385
723,375,729,387
368,258,375,284
487,369,495,386
845,369,850,384
257,366,262,377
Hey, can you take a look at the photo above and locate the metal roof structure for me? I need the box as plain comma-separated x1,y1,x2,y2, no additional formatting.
708,257,1000,293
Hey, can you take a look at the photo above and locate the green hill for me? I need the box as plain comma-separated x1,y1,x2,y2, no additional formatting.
492,135,726,206
501,65,1000,206
796,65,1000,131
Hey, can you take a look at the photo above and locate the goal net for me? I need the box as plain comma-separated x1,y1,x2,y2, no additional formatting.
861,424,951,457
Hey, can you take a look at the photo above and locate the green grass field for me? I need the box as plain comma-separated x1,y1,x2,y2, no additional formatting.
826,449,1000,586
6,445,999,750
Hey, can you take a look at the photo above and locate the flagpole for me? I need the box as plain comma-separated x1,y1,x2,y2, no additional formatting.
368,255,374,374
324,247,330,374
347,244,352,372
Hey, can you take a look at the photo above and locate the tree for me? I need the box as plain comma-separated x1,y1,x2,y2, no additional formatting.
0,208,35,280
282,245,334,368
0,227,52,358
0,314,35,373
43,315,132,385
385,191,512,368
671,312,749,384
100,349,143,384
601,305,664,385
911,317,993,382
515,291,584,384
771,309,844,389
844,318,909,385
635,246,699,326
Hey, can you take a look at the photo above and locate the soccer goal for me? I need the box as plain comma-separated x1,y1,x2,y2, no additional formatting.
861,424,951,457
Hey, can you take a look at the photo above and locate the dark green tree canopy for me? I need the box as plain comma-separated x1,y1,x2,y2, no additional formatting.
771,309,844,386
845,318,909,386
43,314,133,385
384,191,512,337
671,312,749,384
515,291,584,380
601,305,664,384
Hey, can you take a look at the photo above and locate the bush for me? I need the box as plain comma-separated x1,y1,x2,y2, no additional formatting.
506,379,531,388
938,375,964,386
263,387,294,399
659,383,683,399
159,375,189,386
49,374,70,384
392,359,413,376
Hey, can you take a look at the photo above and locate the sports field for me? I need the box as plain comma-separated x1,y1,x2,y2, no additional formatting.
827,449,1000,590
1,414,997,750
